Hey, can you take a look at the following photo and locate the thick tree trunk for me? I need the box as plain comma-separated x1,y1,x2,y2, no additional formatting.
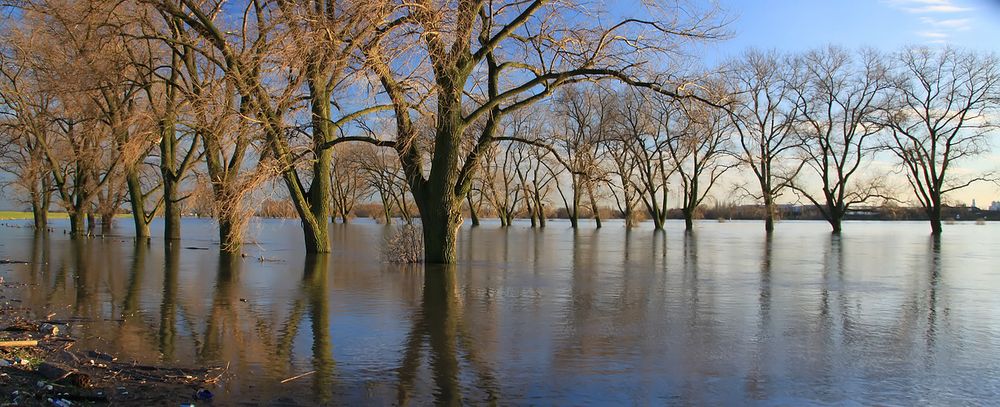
100,213,114,235
419,197,463,264
31,200,47,231
303,220,330,255
929,205,943,235
289,144,332,254
763,198,775,233
69,212,85,237
219,218,240,254
829,217,842,234
684,211,694,231
163,178,181,241
651,211,663,231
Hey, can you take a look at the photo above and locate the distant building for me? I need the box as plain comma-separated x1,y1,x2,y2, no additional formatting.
991,201,1000,211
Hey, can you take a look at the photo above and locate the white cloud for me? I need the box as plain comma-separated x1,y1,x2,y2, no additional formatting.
885,0,974,13
920,17,973,30
884,0,975,44
917,31,949,38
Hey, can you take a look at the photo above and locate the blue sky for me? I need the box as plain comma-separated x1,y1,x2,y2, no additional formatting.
704,0,1000,60
697,0,1000,206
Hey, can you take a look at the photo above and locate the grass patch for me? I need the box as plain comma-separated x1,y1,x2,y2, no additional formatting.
0,211,130,220
0,211,69,220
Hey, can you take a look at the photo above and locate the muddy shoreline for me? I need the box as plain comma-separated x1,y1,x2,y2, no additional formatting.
0,274,224,406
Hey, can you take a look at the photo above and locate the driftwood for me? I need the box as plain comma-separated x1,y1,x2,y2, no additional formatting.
0,340,38,347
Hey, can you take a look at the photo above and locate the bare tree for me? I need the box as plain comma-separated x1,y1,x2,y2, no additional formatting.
152,0,385,253
0,47,54,229
519,144,560,228
884,46,1000,234
791,46,892,233
724,49,804,232
663,86,737,231
354,143,412,225
329,144,370,223
608,89,658,228
481,140,523,226
352,0,726,262
550,86,614,228
2,2,130,235
134,11,203,242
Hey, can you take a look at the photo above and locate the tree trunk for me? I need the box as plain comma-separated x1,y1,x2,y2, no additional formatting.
526,198,537,228
380,195,393,225
536,196,546,228
87,211,97,235
829,217,842,234
31,199,48,231
296,145,331,254
126,171,150,239
929,205,943,235
417,191,463,264
763,197,775,233
588,186,601,229
69,212,85,237
163,177,181,241
467,196,480,227
303,218,330,255
684,209,694,231
219,218,240,254
101,213,114,235
651,211,663,231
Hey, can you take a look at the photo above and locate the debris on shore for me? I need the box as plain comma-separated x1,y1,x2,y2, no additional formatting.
0,282,226,405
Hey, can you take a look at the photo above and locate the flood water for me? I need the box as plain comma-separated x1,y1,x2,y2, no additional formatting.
1,218,999,405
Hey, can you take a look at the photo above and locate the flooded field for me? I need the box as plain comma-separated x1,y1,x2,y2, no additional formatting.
1,219,999,405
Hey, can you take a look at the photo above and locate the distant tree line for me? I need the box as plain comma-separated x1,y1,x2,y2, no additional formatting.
0,0,997,263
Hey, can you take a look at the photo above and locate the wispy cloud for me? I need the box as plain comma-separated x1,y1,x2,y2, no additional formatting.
920,17,973,30
917,31,949,38
886,0,974,13
884,0,975,43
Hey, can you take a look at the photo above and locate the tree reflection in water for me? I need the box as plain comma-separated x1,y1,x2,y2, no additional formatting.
397,265,498,406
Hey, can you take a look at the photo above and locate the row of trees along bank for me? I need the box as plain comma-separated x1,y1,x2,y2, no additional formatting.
1,1,998,263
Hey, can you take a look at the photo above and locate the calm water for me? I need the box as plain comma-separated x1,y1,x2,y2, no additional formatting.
1,218,999,405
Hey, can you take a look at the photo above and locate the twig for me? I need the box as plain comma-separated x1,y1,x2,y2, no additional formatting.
280,370,315,384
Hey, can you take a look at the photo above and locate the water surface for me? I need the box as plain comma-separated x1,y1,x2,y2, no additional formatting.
1,219,998,405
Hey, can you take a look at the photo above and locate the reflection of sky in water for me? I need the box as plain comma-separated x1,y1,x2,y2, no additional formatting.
1,218,999,405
